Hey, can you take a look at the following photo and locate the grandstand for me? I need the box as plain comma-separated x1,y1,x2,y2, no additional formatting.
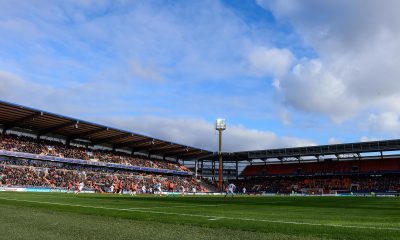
197,142,400,196
1,99,400,195
0,100,212,193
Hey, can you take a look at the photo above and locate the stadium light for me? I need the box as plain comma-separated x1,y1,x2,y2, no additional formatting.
215,118,226,192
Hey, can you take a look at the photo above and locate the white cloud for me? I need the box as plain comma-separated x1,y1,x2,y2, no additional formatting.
279,108,291,126
257,0,400,124
247,46,295,77
364,112,400,134
360,136,380,142
281,59,360,123
131,60,165,82
96,116,315,152
328,137,342,144
0,69,152,116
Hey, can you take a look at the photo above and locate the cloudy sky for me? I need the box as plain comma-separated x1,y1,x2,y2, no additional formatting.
1,0,400,151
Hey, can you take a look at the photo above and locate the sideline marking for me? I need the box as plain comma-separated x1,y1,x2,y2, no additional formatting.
0,197,399,231
137,204,221,209
9,194,221,209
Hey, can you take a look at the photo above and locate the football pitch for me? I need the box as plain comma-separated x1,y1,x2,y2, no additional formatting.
0,192,399,240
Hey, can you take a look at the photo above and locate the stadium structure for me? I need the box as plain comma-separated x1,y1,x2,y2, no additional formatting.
0,100,399,240
0,99,399,195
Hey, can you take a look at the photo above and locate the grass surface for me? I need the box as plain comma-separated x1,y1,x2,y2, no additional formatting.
0,192,399,240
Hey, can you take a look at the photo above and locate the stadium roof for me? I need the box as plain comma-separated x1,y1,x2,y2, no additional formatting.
235,139,400,160
0,100,212,160
199,140,400,163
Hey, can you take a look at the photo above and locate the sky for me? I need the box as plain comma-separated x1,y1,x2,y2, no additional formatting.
1,0,400,152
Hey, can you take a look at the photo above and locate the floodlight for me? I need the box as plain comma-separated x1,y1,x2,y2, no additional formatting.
215,118,226,131
215,118,226,193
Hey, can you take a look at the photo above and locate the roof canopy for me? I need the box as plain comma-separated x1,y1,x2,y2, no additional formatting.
200,140,400,163
0,100,212,160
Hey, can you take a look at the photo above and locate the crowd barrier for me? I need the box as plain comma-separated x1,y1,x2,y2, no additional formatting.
0,186,96,193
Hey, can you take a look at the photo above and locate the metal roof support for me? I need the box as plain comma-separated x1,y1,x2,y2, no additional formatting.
91,133,132,145
68,128,108,140
201,160,204,178
236,160,239,180
113,138,154,149
151,146,186,155
262,158,267,165
38,121,79,137
195,160,198,178
146,142,174,154
178,152,209,160
164,151,194,159
212,160,215,182
3,112,44,134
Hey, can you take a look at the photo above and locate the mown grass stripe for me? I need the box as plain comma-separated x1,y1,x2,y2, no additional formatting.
0,196,398,231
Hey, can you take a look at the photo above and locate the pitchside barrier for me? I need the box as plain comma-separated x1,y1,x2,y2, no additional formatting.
0,187,224,195
0,186,94,193
0,187,398,196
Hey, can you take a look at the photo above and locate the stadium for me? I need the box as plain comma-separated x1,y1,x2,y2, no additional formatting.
1,1,400,240
0,100,399,240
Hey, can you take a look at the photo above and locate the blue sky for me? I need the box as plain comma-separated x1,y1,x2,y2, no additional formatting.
1,0,400,151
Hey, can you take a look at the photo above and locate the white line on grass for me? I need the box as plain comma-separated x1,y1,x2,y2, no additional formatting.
0,197,398,232
136,204,221,209
7,194,220,209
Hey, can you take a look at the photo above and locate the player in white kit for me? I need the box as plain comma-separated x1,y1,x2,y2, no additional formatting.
79,182,84,192
224,183,236,198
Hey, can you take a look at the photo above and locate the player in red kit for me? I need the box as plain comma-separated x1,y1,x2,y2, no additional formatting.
75,181,80,194
119,180,124,195
67,181,71,193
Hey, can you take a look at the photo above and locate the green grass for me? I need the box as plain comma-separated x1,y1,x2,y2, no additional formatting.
0,192,399,240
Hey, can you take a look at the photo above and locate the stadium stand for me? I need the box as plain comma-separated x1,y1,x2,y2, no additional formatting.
241,158,400,177
0,160,206,193
0,133,209,193
0,134,184,172
1,100,399,196
237,159,400,194
234,175,400,194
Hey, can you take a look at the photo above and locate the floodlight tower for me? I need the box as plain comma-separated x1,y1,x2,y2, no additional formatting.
215,118,226,192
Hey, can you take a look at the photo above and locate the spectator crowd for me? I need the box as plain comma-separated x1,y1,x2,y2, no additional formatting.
0,158,207,193
0,134,185,172
234,175,400,194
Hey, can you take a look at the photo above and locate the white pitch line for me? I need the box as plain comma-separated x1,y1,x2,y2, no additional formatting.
135,204,221,209
0,197,399,231
7,194,220,209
